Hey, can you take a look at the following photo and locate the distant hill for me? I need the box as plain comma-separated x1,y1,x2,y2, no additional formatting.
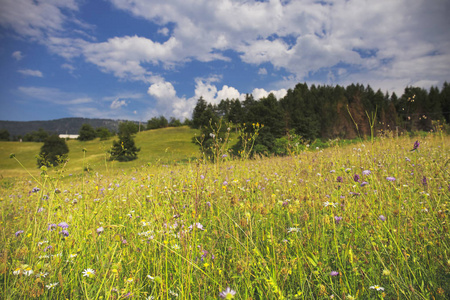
0,118,141,138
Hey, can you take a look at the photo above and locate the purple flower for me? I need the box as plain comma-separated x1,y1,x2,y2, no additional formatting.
360,181,369,187
334,216,342,224
31,187,40,193
362,170,371,176
378,215,386,222
222,154,228,158
47,224,57,231
353,174,360,182
330,271,339,276
222,181,228,186
44,245,52,252
59,230,69,237
96,227,104,235
58,222,69,229
386,176,396,182
412,140,420,151
15,230,24,237
422,176,427,186
336,176,343,183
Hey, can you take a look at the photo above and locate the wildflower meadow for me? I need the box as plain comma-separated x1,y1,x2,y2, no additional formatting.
1,133,449,299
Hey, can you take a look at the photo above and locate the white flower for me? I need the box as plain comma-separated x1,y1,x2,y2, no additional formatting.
369,285,384,291
169,290,179,297
36,272,48,278
46,282,58,289
287,227,301,233
172,244,180,250
323,201,337,207
13,268,21,275
147,275,154,280
23,267,33,276
82,268,95,278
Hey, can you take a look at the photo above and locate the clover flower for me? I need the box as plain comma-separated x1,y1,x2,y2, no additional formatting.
353,174,360,182
219,287,236,299
336,176,343,183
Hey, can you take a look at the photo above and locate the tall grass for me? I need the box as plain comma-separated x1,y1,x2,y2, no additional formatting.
1,133,449,299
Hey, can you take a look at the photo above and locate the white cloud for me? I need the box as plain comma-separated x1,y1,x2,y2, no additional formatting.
0,0,78,39
146,77,288,120
158,27,169,36
17,69,43,77
258,68,267,75
61,63,76,74
17,86,92,105
82,35,180,81
12,51,23,61
110,98,128,109
251,88,287,100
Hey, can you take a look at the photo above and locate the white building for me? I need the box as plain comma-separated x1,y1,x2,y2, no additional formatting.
59,134,79,139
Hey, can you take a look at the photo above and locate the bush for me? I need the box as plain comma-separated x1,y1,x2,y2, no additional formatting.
37,134,69,167
78,124,97,141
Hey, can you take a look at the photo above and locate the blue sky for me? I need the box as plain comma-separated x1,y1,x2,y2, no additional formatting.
1,0,449,121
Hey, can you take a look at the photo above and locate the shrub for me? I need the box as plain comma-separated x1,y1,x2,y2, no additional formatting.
37,134,69,167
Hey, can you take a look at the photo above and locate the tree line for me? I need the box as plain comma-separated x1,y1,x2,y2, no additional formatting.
190,82,450,156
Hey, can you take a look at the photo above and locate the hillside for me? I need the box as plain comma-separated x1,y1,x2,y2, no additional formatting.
0,117,142,138
0,126,201,178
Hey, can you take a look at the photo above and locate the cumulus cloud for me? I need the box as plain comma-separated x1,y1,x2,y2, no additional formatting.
12,51,23,61
146,77,287,120
251,88,287,100
82,35,180,81
110,98,128,109
258,68,267,75
17,69,43,77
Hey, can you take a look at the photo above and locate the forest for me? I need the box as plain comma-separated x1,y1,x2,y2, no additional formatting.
190,82,450,155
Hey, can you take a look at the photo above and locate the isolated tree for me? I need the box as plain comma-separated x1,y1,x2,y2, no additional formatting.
37,134,69,167
110,122,140,162
96,127,112,140
0,129,10,141
78,123,97,141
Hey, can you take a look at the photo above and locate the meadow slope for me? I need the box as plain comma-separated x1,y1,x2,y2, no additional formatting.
1,133,449,299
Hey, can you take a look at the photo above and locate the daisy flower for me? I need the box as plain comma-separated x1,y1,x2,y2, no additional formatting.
82,268,95,278
370,285,384,291
219,287,236,299
46,282,58,290
23,267,33,276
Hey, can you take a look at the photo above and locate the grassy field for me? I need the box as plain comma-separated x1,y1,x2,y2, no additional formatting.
0,126,201,178
1,132,449,299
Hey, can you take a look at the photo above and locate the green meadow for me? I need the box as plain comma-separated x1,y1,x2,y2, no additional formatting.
1,129,449,299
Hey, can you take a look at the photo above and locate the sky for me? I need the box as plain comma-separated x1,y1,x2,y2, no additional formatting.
0,0,449,122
